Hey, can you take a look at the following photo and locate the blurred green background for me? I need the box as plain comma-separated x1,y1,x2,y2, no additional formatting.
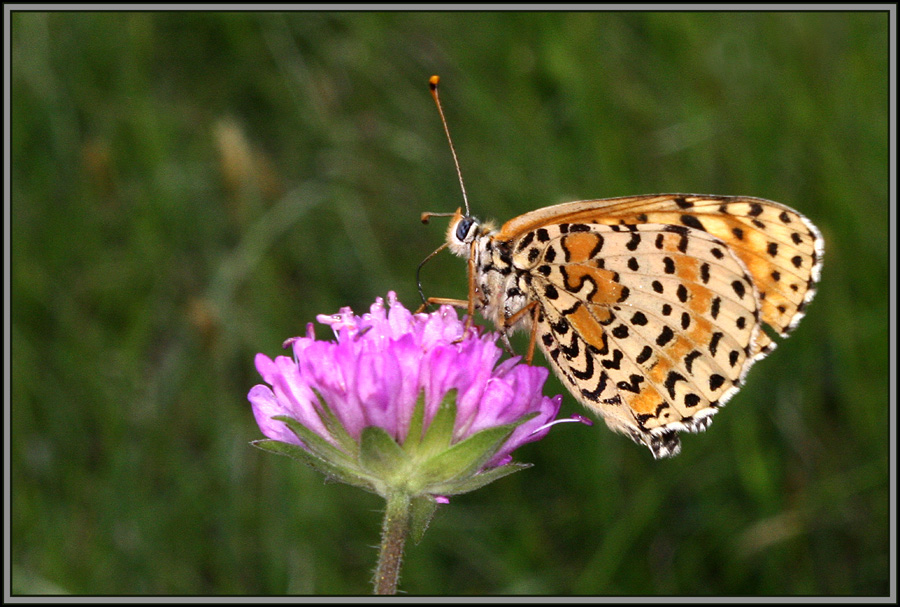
10,10,890,596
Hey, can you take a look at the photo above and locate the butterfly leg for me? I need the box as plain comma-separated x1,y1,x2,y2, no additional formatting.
463,242,479,330
416,242,479,332
501,301,540,364
415,297,469,314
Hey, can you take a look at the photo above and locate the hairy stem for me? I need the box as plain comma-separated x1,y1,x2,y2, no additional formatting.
373,492,411,595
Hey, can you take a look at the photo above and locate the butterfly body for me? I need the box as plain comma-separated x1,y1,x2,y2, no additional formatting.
443,193,823,458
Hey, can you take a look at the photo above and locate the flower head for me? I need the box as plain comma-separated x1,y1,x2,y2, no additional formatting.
249,293,582,500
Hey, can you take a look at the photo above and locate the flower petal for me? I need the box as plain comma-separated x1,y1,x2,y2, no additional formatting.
249,292,581,498
249,384,300,445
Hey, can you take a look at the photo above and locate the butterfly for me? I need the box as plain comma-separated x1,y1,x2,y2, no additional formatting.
419,77,824,458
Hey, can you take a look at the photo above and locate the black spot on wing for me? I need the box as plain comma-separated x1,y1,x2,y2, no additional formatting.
656,325,675,346
680,214,706,231
636,345,652,365
626,232,641,251
664,371,687,399
684,350,702,374
602,349,624,370
516,231,534,251
579,370,609,401
617,374,645,393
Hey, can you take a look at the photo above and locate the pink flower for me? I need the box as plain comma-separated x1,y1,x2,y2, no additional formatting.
249,293,584,498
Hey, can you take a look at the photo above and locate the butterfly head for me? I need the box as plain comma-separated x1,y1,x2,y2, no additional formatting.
445,208,481,258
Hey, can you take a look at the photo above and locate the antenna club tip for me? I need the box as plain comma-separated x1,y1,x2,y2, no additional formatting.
420,212,432,224
429,75,440,89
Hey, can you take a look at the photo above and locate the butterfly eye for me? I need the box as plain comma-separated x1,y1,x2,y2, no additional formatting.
455,217,477,243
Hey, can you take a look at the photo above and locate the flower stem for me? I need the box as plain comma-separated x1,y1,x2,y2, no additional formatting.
373,492,411,595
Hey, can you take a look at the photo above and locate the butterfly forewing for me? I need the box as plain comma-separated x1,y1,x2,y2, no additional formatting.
498,195,823,358
463,194,824,458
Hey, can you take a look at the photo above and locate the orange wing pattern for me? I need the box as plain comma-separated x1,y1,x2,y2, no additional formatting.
476,194,823,457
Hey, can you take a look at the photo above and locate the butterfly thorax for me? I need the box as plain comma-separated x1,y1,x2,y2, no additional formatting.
474,232,531,331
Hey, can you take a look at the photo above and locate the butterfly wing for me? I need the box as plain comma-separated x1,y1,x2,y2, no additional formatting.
497,195,823,458
499,194,824,359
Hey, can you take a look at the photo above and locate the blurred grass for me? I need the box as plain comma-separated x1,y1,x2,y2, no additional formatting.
10,10,889,596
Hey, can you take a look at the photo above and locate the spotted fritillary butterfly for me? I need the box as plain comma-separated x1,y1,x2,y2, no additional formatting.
421,76,824,458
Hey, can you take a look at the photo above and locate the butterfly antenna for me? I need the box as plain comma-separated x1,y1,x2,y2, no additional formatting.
430,75,470,216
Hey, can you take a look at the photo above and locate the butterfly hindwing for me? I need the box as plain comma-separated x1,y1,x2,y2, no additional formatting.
505,220,761,458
